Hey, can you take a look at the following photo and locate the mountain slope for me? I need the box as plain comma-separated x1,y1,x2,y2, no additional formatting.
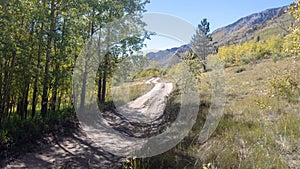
147,5,293,64
212,6,292,46
146,45,190,66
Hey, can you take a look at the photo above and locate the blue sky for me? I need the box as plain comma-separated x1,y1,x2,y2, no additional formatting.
142,0,293,51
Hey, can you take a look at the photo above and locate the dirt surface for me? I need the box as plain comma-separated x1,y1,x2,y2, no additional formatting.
118,77,173,123
4,77,173,169
79,77,173,157
4,130,122,169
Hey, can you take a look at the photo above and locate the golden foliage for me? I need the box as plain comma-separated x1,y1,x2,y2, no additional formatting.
284,0,300,56
218,35,285,66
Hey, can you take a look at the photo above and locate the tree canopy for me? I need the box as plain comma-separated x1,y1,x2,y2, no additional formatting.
188,18,216,72
0,0,149,120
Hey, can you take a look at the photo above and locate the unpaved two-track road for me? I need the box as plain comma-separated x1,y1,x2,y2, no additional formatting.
4,78,173,169
118,77,173,123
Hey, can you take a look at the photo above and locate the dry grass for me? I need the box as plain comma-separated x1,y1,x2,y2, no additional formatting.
123,57,300,169
187,57,300,168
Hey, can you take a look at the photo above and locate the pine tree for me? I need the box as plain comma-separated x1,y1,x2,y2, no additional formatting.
190,18,216,72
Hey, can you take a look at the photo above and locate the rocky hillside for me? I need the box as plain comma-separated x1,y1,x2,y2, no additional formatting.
147,5,293,64
146,45,190,66
212,6,292,46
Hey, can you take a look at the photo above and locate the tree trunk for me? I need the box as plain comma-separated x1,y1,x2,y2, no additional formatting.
2,51,17,119
101,19,112,103
97,71,102,103
79,70,88,111
18,85,30,119
20,21,35,119
57,92,62,111
32,22,44,118
79,11,95,110
101,52,109,103
51,17,66,112
51,62,60,112
41,0,56,119
0,50,4,120
202,61,207,72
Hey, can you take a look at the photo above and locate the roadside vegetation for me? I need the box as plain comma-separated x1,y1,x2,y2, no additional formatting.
123,1,300,168
123,57,300,169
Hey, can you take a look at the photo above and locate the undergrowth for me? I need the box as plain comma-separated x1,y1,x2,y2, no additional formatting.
0,107,76,166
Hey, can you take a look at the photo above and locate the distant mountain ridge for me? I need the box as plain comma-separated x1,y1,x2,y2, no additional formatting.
146,45,190,66
212,6,292,46
147,5,293,65
218,7,285,33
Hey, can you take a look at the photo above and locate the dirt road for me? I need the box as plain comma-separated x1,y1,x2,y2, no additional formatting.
118,77,173,123
4,77,173,168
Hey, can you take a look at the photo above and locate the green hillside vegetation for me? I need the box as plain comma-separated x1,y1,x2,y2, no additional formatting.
133,67,167,79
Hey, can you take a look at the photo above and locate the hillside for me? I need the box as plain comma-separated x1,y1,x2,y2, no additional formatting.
146,45,190,66
147,5,293,64
212,6,292,46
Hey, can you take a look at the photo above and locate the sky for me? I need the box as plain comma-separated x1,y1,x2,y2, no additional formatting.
142,0,293,51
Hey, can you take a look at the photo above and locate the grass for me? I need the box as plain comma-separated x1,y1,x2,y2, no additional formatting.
188,56,300,168
126,56,300,169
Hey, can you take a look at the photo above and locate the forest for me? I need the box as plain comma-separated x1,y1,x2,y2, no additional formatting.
0,0,150,166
